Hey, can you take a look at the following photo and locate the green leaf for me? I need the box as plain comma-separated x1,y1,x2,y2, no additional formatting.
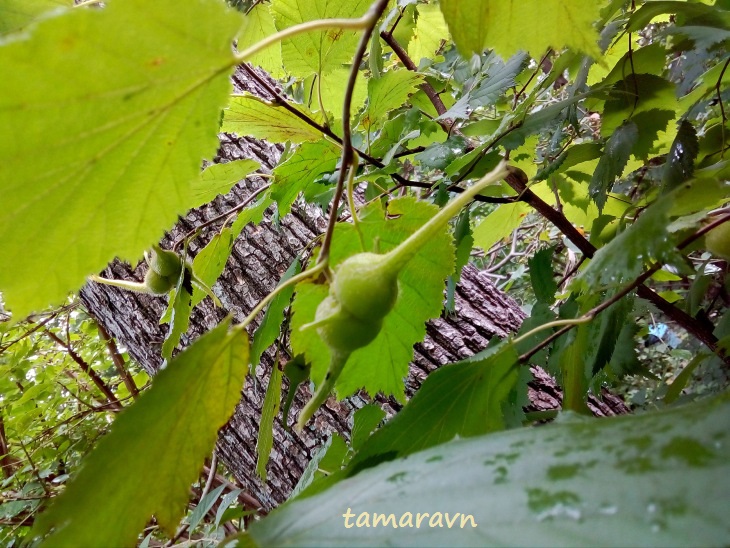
272,0,371,78
440,0,601,59
529,247,557,304
351,404,386,452
443,52,528,121
631,109,675,160
282,355,310,428
0,0,241,320
31,321,248,546
575,197,683,293
0,0,67,36
223,94,324,144
256,363,283,481
291,434,349,499
664,354,709,404
472,202,529,252
601,74,677,137
188,484,226,532
291,197,455,401
627,1,722,33
663,120,700,193
534,143,603,182
161,265,194,360
590,121,639,211
191,227,236,308
361,69,422,132
318,67,369,121
249,391,730,547
346,343,520,475
270,140,340,216
237,2,284,78
251,258,302,368
407,3,449,66
587,295,635,376
193,159,260,209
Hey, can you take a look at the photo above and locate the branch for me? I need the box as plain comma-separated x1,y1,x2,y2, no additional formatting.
0,413,18,479
504,166,728,364
45,329,123,411
97,323,139,400
379,30,455,134
235,67,512,204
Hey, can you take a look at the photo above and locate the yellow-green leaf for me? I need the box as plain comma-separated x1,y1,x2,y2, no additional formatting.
441,0,601,59
361,69,422,131
31,321,248,546
237,2,284,78
193,159,261,209
0,0,242,320
291,197,455,401
223,93,324,143
272,0,371,78
0,0,68,37
408,3,449,65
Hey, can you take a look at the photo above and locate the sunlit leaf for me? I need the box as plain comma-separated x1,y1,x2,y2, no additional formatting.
270,140,340,216
271,0,371,78
237,2,284,78
0,0,241,320
407,3,449,65
0,0,67,36
440,0,601,59
223,93,324,144
193,159,260,209
361,69,422,131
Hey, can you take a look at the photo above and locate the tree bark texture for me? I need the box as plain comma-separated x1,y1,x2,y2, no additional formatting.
79,66,627,510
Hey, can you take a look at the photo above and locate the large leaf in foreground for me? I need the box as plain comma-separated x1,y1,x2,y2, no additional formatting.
0,0,67,36
248,391,730,547
32,322,248,546
0,0,241,320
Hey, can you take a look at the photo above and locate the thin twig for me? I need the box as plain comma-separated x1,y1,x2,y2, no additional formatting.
379,30,454,134
173,183,272,251
505,166,728,363
97,323,139,399
318,0,390,266
44,329,123,411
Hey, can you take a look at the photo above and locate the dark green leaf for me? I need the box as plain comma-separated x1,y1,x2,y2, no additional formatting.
162,266,194,361
256,363,283,480
529,248,557,304
351,404,386,452
663,120,700,193
590,121,638,211
251,258,302,368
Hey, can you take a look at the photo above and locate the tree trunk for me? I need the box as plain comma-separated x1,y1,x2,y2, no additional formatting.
79,66,627,511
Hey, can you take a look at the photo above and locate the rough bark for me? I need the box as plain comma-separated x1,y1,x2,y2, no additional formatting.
79,66,627,511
